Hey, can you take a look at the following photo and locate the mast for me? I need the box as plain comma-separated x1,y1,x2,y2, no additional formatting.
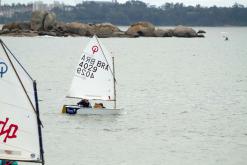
112,57,116,109
33,81,45,165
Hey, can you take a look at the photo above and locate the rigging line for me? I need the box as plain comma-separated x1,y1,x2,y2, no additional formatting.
0,41,39,118
94,35,117,83
0,39,34,81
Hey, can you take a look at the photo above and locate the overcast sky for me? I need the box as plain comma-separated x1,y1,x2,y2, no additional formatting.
1,0,247,7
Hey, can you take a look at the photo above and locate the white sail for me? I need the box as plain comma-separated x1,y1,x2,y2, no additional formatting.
0,40,41,162
67,35,115,100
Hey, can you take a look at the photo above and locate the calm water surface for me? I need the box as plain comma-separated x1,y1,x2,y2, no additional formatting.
1,27,247,165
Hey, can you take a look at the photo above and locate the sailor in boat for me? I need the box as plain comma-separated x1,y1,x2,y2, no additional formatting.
78,100,106,109
77,99,92,108
0,160,18,165
65,99,91,114
62,35,122,115
94,103,105,109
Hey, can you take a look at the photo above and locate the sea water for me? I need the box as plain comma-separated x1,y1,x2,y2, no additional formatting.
1,27,247,165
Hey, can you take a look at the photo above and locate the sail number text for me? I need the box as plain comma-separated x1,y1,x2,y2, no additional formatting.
76,54,109,78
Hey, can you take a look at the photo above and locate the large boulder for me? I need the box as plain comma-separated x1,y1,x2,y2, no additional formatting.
44,12,56,31
31,11,48,31
126,22,155,37
66,22,93,36
154,29,173,37
94,23,121,37
173,25,197,37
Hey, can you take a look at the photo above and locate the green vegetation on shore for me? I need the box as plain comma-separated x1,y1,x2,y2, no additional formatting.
0,1,247,26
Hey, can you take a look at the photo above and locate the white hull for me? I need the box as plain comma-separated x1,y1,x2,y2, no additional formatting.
62,105,123,115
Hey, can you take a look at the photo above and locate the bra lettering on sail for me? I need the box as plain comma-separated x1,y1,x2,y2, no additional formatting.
0,117,19,143
0,61,8,78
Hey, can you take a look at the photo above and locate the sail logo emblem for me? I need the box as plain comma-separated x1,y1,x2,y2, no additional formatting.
0,60,8,78
0,118,19,143
92,45,99,54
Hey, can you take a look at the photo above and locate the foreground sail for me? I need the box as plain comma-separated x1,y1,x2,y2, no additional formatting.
63,35,122,115
0,39,44,164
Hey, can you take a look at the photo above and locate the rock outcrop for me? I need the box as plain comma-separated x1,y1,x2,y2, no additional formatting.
31,11,57,31
0,11,205,38
31,11,48,31
44,12,56,31
2,22,30,31
197,30,206,34
173,25,198,37
154,29,173,37
94,23,121,38
126,22,155,37
65,22,93,36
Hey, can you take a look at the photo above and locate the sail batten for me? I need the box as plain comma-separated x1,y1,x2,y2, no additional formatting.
0,40,44,163
67,35,115,101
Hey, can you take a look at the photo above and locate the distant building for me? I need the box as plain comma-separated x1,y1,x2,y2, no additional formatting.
32,1,67,11
0,1,65,18
64,5,75,12
33,1,50,11
0,4,33,17
82,0,118,5
52,1,65,9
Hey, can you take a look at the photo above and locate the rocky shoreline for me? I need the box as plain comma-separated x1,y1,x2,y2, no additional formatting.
0,11,206,38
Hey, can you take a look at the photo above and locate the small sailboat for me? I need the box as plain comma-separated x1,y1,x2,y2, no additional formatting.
0,39,44,164
221,32,229,41
62,35,122,115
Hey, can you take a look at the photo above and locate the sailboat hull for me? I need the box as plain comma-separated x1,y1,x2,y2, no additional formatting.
62,105,123,115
